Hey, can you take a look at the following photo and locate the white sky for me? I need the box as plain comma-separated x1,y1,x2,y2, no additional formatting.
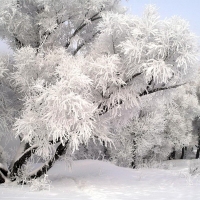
0,41,10,53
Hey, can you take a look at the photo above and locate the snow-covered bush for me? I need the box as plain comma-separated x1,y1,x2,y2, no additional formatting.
30,175,51,191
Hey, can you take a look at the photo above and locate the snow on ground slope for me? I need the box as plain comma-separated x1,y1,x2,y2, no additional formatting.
1,159,200,200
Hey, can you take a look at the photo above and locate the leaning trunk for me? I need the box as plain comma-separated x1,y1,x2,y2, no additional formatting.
0,140,69,184
29,140,69,180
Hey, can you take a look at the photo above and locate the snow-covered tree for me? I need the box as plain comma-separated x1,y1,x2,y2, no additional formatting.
0,1,199,183
110,84,200,168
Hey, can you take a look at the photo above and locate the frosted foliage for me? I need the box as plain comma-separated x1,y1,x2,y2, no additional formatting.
111,111,167,167
110,132,134,167
13,48,101,157
30,175,51,191
0,1,198,171
94,5,198,85
111,85,200,167
0,58,8,78
0,0,121,50
0,56,18,135
12,47,39,93
12,47,91,93
85,54,124,97
73,139,110,160
0,88,12,133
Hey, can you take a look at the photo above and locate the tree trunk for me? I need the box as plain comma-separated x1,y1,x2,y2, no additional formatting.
10,143,37,181
102,141,109,160
196,148,200,159
0,171,6,183
180,147,185,159
196,139,200,159
180,147,187,159
169,148,176,160
29,140,69,180
0,167,8,183
131,139,136,168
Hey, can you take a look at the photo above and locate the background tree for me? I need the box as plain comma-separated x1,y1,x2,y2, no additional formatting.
109,84,200,168
0,1,198,183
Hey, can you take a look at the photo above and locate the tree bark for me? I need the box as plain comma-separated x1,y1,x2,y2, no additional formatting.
10,144,37,181
180,147,187,159
180,147,184,159
131,139,137,168
196,139,200,159
0,166,8,183
0,171,6,183
169,148,176,160
29,140,69,180
196,148,200,159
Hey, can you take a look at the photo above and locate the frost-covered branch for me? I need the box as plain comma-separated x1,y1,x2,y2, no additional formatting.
73,30,101,55
65,11,102,49
14,34,25,49
38,19,67,50
139,83,187,97
124,72,143,85
98,82,187,116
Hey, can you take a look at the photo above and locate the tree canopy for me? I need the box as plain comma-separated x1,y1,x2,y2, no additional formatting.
0,0,199,183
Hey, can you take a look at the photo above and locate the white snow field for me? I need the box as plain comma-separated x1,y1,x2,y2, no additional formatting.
1,159,200,200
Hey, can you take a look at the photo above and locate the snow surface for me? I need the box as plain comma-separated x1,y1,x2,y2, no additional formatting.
1,159,200,199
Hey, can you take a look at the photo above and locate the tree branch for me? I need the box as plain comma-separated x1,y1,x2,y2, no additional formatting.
37,19,67,50
124,72,142,85
73,30,100,55
98,72,143,115
65,12,102,49
139,83,186,97
10,144,37,181
0,171,6,183
98,82,186,116
14,34,24,49
29,140,69,179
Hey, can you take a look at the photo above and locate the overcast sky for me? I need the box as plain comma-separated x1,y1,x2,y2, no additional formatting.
0,0,200,53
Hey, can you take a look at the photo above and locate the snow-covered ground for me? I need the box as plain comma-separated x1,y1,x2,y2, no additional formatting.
1,159,200,200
